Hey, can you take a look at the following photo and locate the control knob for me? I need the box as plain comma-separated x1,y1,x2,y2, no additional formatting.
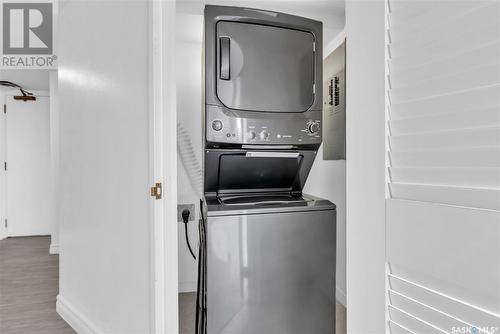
259,131,270,140
212,120,223,131
307,121,320,134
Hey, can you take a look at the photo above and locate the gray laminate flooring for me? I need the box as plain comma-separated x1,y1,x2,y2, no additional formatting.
0,236,75,334
179,293,347,334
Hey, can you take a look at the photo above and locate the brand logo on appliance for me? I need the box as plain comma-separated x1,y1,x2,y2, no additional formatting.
1,1,56,68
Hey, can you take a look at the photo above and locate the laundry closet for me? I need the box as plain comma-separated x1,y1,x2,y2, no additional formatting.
175,2,347,333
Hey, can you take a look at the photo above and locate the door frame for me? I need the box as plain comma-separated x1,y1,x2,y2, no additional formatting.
0,89,49,241
149,1,178,333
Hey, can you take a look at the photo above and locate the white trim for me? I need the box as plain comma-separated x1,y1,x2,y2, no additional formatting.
0,91,5,241
49,70,60,256
179,281,197,294
345,1,386,332
56,294,102,334
150,1,178,333
49,242,59,254
149,2,163,332
324,29,346,59
162,2,179,333
336,286,347,307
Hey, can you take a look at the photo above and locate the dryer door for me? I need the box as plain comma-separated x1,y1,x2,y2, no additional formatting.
216,21,315,113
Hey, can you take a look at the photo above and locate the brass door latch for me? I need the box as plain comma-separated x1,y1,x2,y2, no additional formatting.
150,182,162,200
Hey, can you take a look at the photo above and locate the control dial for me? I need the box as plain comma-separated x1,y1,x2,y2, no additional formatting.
259,131,270,141
212,120,223,131
248,131,257,140
307,121,320,134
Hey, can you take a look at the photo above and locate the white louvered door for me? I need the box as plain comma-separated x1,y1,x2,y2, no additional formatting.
386,1,500,333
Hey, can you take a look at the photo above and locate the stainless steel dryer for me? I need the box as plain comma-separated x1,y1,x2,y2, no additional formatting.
197,5,336,334
203,5,323,149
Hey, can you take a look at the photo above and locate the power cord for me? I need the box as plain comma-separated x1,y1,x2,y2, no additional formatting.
182,209,197,260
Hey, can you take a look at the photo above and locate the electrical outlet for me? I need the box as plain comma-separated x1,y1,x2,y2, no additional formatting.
177,204,195,222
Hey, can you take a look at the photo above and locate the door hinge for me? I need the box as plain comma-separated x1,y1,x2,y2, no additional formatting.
150,182,162,200
313,83,316,95
313,41,316,52
3,162,6,171
3,104,6,114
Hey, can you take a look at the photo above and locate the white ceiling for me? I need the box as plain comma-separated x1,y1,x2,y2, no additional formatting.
178,0,345,22
0,70,50,91
177,0,346,47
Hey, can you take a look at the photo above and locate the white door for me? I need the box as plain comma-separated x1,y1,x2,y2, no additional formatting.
5,96,51,236
385,1,500,332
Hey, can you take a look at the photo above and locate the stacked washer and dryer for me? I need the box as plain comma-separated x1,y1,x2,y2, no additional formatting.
197,5,336,334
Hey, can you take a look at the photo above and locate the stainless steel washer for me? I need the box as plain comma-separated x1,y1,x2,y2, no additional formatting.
198,195,336,334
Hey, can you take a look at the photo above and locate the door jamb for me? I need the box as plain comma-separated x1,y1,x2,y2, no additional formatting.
149,1,178,333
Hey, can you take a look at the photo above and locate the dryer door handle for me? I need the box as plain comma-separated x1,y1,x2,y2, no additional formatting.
220,36,231,80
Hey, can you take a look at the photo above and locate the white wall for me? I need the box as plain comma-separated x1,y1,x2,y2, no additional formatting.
304,32,347,307
304,153,346,305
345,0,386,332
176,20,204,291
57,1,152,333
0,70,50,90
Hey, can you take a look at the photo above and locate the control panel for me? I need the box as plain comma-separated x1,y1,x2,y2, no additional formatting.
206,105,322,145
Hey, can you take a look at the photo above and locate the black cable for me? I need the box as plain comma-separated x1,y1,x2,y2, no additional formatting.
195,199,203,334
0,81,34,97
182,209,196,260
196,198,207,334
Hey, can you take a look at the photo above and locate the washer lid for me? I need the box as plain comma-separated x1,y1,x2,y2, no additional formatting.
217,152,303,193
204,149,317,196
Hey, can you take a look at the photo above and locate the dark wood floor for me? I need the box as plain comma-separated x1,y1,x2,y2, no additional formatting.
0,236,75,334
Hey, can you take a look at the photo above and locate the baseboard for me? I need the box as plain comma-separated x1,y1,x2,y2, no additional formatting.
49,242,59,254
56,294,102,334
336,286,347,307
179,281,197,293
